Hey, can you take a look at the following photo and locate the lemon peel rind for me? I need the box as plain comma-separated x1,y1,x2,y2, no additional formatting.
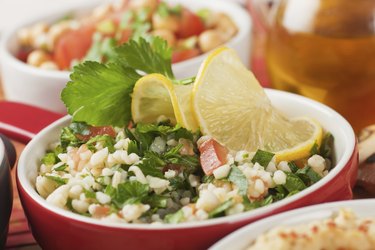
274,117,323,162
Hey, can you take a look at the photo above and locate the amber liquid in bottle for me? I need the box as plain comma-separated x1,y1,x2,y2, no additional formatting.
266,0,375,132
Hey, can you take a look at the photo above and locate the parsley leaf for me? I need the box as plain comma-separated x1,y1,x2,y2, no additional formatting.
288,162,299,173
296,166,322,184
127,140,140,155
60,126,84,149
113,181,149,208
86,135,116,153
69,122,91,135
310,142,319,155
283,172,306,192
243,195,273,211
54,164,68,172
320,133,334,160
228,166,248,196
61,62,141,127
83,189,96,199
251,150,275,167
143,195,168,208
208,199,234,218
44,175,68,186
165,209,184,223
41,152,58,165
114,37,174,79
137,151,166,178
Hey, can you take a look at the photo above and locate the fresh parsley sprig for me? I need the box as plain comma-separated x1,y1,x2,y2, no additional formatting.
114,37,175,79
62,62,140,127
61,37,177,127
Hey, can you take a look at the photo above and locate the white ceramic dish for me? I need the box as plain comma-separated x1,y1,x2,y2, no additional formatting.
210,199,375,250
0,0,251,113
16,89,357,249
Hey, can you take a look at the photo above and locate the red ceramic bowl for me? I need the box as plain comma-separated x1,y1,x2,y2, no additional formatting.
4,89,357,250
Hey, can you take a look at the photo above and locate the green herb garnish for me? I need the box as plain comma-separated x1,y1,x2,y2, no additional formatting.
41,152,58,165
113,181,149,208
283,172,306,192
54,164,68,172
251,149,275,167
208,199,234,218
44,175,68,186
165,209,184,223
228,166,248,196
310,142,319,155
296,166,322,184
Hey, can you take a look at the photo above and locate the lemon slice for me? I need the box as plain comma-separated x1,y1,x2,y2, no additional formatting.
192,47,323,162
131,73,198,131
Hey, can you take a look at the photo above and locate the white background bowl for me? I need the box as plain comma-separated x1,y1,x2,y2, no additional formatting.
16,89,357,249
210,199,375,250
0,0,251,113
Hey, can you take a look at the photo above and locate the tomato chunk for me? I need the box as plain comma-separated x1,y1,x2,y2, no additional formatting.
172,48,200,63
76,126,116,141
54,24,95,70
177,9,205,39
198,138,228,175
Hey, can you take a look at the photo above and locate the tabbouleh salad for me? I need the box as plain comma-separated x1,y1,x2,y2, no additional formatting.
36,121,334,224
35,37,335,224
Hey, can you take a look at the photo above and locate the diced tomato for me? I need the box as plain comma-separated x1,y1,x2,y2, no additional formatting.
172,48,200,63
76,126,116,141
53,24,95,70
198,139,228,175
118,29,132,44
177,9,205,39
90,205,110,218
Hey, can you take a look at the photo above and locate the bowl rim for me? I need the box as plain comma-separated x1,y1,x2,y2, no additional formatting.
209,198,375,249
17,88,356,230
0,0,251,81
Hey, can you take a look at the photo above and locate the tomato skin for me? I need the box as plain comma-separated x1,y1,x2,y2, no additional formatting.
172,48,200,63
177,9,205,39
198,139,228,175
53,24,95,70
90,205,110,218
118,29,132,44
76,126,116,141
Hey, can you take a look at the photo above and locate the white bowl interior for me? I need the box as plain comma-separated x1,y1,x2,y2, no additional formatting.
17,89,356,230
210,199,375,250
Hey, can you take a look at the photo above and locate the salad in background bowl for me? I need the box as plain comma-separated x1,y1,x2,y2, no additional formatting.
15,38,357,249
0,0,251,113
16,0,238,69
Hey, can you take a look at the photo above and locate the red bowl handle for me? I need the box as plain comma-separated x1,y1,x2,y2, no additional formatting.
0,101,64,144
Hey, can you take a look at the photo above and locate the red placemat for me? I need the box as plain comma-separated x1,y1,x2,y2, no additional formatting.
6,167,40,249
